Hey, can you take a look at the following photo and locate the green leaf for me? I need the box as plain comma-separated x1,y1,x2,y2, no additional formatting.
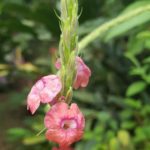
129,67,147,76
143,56,150,64
109,138,120,150
125,53,140,66
105,13,150,41
79,17,106,36
126,30,150,57
7,128,31,140
121,121,136,129
79,2,150,50
23,135,45,145
117,130,130,147
98,112,111,123
123,1,150,13
120,110,133,119
104,1,150,41
74,91,94,104
124,98,142,109
84,131,94,140
134,126,150,142
141,105,150,116
143,75,150,84
126,81,147,97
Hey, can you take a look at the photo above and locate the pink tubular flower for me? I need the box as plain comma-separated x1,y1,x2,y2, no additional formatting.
55,56,91,89
74,56,91,89
27,75,62,114
44,102,85,147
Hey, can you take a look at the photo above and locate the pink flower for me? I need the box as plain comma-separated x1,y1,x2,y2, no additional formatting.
55,56,91,89
27,75,62,114
74,57,91,89
44,102,85,147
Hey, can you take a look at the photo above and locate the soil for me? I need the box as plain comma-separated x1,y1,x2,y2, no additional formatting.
0,93,26,150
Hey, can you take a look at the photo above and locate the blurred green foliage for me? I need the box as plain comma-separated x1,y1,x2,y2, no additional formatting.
0,0,150,150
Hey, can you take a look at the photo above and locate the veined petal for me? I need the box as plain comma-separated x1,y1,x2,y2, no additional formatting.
44,102,85,147
27,75,62,114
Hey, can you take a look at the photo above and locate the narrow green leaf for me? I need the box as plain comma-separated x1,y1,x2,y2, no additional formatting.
79,3,150,50
104,2,150,41
126,81,147,96
104,12,150,41
23,135,45,145
7,128,31,140
79,17,106,36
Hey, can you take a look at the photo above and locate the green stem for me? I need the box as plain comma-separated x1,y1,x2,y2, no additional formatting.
78,5,150,51
59,0,78,99
36,127,46,136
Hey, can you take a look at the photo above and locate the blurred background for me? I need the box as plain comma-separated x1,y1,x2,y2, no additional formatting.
0,0,150,150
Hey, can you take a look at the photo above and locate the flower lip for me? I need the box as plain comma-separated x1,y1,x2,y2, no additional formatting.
61,118,78,130
44,102,85,146
27,75,62,114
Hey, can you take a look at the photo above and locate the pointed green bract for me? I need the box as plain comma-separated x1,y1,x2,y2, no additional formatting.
59,0,79,97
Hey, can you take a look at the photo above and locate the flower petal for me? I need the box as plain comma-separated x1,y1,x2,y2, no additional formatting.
44,102,68,129
27,75,62,114
27,93,40,114
44,102,85,146
39,75,62,103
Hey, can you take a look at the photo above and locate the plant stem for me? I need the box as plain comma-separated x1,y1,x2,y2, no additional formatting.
59,0,78,98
